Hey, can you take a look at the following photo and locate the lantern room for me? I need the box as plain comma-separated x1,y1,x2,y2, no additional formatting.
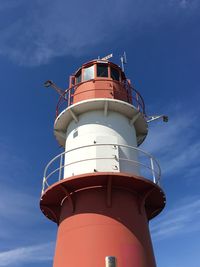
68,59,132,105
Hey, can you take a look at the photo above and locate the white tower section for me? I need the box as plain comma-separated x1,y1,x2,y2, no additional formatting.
54,98,147,180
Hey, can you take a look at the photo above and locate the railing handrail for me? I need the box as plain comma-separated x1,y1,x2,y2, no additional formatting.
42,143,161,194
55,79,146,118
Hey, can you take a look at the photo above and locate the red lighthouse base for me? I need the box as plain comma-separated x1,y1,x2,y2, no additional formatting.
40,173,165,267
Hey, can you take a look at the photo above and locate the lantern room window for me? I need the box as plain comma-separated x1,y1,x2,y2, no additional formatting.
75,70,82,84
83,65,94,81
97,64,108,77
111,67,120,81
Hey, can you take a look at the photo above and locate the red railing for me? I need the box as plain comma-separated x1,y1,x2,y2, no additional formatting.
55,79,146,118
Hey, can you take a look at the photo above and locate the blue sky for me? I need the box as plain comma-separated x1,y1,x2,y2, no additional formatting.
0,0,200,266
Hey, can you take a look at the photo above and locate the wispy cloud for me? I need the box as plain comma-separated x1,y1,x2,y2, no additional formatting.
150,195,200,240
0,141,36,230
0,242,54,266
0,0,199,65
142,106,200,178
173,0,200,9
0,139,55,250
0,184,39,240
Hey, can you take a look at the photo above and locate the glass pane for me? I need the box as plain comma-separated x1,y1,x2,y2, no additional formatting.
83,65,94,81
97,64,108,77
111,67,120,81
75,70,82,84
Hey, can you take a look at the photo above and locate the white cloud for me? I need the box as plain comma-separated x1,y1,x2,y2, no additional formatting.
141,107,200,178
0,242,54,266
0,0,199,65
180,0,188,8
174,0,200,9
0,139,54,243
150,195,200,240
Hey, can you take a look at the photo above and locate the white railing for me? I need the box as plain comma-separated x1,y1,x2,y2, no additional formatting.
42,144,161,194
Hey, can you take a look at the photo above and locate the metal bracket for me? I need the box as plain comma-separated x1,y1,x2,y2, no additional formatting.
139,188,155,214
130,112,140,125
41,205,59,224
69,109,79,123
146,115,168,123
44,80,67,99
106,177,112,207
104,101,109,116
54,130,66,140
60,185,74,213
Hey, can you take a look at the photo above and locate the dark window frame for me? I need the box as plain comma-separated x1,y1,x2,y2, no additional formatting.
97,63,109,78
111,67,120,81
75,69,82,84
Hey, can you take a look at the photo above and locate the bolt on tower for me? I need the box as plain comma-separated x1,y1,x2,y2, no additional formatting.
40,58,166,267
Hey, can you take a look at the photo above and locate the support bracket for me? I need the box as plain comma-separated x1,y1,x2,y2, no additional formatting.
104,101,109,116
130,112,140,125
69,109,79,123
54,130,66,140
60,185,75,213
106,177,112,207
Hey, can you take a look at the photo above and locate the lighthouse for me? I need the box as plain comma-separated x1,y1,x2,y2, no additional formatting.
40,57,166,267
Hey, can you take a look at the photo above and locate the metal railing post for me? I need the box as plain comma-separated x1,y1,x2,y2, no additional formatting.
42,177,46,195
59,153,64,181
150,157,156,184
68,89,71,107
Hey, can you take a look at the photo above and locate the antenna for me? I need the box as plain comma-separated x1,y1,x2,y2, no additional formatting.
120,51,127,72
101,53,113,61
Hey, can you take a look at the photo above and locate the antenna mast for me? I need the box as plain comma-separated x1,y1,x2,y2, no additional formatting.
120,51,127,72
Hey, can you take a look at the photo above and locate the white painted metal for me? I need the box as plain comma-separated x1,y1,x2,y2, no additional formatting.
64,110,139,178
54,98,148,147
44,98,151,194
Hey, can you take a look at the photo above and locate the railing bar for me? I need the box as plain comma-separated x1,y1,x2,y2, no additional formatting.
118,158,160,178
45,157,116,181
44,144,161,175
42,143,161,192
44,151,66,178
45,167,64,181
44,157,160,185
118,158,159,172
47,158,160,180
45,143,159,161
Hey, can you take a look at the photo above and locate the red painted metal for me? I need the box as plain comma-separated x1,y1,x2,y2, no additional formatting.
54,59,145,117
40,172,165,267
55,79,145,118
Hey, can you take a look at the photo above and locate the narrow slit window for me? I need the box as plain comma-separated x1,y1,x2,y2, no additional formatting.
111,67,120,81
97,64,108,77
83,65,94,81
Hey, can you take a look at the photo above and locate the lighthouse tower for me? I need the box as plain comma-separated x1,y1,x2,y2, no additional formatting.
40,57,166,267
